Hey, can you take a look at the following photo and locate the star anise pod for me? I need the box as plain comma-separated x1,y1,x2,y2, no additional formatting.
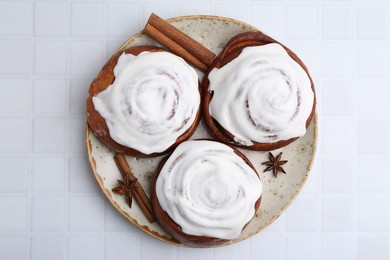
112,175,138,208
262,152,287,177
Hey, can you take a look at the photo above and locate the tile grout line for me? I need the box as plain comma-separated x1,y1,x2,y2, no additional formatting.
64,0,71,258
387,0,390,167
27,1,35,259
353,1,359,257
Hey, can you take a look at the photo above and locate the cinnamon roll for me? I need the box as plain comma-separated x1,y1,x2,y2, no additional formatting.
203,32,316,151
87,46,201,157
152,140,262,247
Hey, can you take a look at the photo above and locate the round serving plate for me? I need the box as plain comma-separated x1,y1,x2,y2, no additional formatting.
86,15,318,247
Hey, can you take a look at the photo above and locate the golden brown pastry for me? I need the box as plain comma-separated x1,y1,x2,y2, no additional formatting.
203,32,316,151
87,46,201,157
151,140,262,247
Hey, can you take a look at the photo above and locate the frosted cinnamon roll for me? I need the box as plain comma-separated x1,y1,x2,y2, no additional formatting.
152,140,262,247
87,46,201,157
203,32,316,151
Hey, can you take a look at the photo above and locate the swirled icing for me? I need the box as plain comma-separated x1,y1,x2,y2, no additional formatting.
208,43,314,145
156,140,262,239
92,51,200,154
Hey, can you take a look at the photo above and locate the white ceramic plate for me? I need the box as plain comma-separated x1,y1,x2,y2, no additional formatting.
86,15,318,247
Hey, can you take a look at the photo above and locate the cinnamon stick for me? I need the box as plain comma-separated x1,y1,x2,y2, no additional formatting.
114,154,155,223
144,13,216,71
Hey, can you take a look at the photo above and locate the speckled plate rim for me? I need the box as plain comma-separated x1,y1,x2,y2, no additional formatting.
85,14,318,247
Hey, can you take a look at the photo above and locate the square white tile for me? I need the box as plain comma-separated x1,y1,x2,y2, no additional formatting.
143,4,177,20
107,3,140,38
179,3,214,16
215,4,250,24
322,234,357,260
358,119,388,154
0,2,31,36
322,80,355,116
33,79,67,115
286,5,318,40
285,234,320,260
358,80,390,116
31,235,66,260
0,157,29,193
33,118,66,153
68,195,103,232
285,195,320,232
70,41,106,77
68,235,102,260
69,156,99,193
31,196,65,232
357,5,388,40
105,234,140,260
177,247,213,260
355,0,389,2
251,4,286,41
322,118,356,155
250,234,284,260
357,44,389,78
71,3,104,37
0,197,28,232
322,4,353,40
0,79,30,114
141,234,177,260
357,236,389,260
357,195,389,232
357,156,390,193
322,156,354,193
0,119,30,153
69,0,103,2
322,44,354,78
213,239,250,260
70,79,90,115
34,2,67,36
0,236,28,260
34,41,67,76
322,195,355,232
69,117,86,154
32,156,66,192
0,40,31,75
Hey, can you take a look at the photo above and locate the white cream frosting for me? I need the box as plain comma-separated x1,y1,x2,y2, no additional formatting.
92,51,200,154
156,140,262,240
208,43,314,145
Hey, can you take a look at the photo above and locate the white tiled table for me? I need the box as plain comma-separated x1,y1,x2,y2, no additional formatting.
0,0,390,259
